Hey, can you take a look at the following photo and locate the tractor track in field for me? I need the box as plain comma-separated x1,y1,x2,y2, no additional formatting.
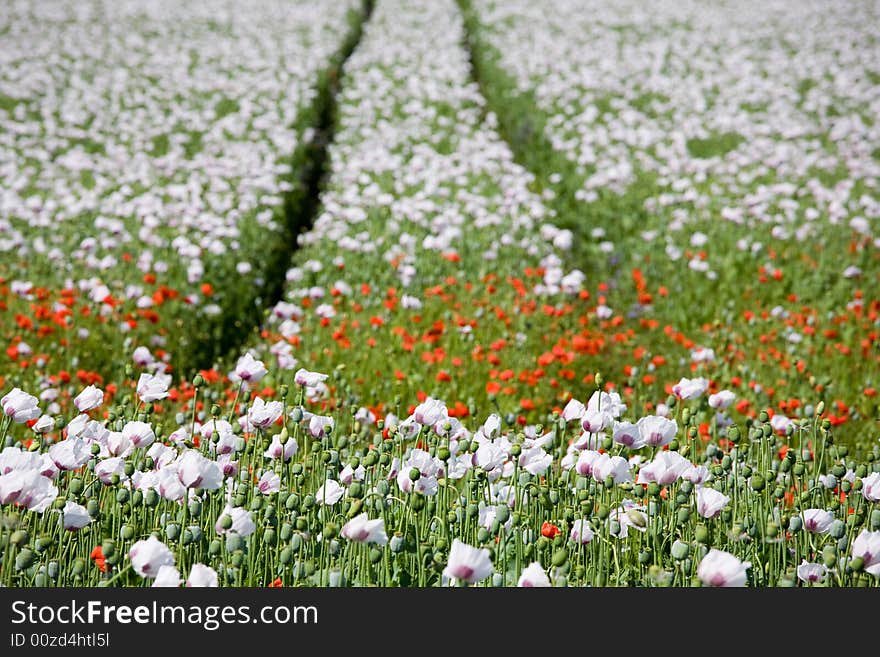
193,0,375,375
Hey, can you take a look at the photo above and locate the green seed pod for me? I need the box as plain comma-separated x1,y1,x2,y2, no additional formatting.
144,489,159,507
870,509,880,531
230,551,244,568
551,548,568,567
15,549,35,571
280,547,293,565
225,534,244,553
477,527,490,544
638,549,652,564
115,488,130,504
410,494,426,511
647,482,661,498
165,523,180,541
749,474,765,491
348,482,364,499
721,455,732,471
188,499,202,517
69,478,84,495
822,545,837,568
208,539,222,556
34,535,53,553
597,504,610,520
323,522,339,540
671,540,690,561
369,548,383,565
119,524,135,541
788,516,802,533
695,524,710,544
850,557,864,572
676,508,691,525
263,528,277,545
829,519,846,539
295,517,308,531
11,529,29,547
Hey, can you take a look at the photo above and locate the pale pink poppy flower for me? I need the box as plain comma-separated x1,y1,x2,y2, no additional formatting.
637,415,677,448
708,390,736,410
612,421,644,449
62,501,91,531
637,452,691,486
2,388,41,423
796,561,826,584
186,564,219,587
0,469,58,512
137,372,171,403
861,472,880,503
697,549,750,587
129,536,175,579
121,421,155,449
73,385,104,412
315,480,344,505
696,487,730,518
293,367,328,388
570,519,595,544
672,377,709,400
258,471,281,495
152,565,181,588
215,505,256,536
176,450,222,490
851,530,880,576
517,562,551,587
49,438,91,471
341,513,388,545
802,509,834,534
247,397,284,430
444,539,493,584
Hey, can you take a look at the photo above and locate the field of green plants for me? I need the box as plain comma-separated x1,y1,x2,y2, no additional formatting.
1,0,879,587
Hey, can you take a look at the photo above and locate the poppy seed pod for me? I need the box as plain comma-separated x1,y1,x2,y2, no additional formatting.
551,548,568,567
671,540,690,561
829,519,846,539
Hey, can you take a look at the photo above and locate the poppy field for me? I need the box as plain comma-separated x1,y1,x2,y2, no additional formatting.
1,0,879,588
